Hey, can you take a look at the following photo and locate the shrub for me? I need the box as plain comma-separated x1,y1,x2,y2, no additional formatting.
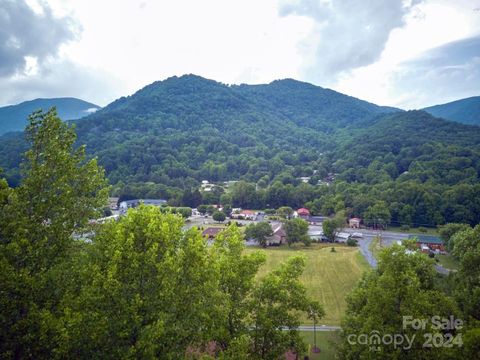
400,225,410,231
346,238,358,247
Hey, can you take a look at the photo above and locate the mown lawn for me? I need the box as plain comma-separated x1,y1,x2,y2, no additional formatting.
244,244,370,325
299,331,340,360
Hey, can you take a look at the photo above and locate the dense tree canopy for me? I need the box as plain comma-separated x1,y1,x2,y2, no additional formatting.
0,108,109,359
0,108,322,359
1,76,480,229
339,245,459,359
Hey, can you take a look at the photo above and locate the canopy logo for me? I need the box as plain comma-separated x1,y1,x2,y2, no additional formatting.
347,316,463,351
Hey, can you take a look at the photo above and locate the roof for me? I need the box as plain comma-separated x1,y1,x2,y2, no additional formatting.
409,235,443,245
297,208,310,215
202,227,224,237
272,223,286,237
349,217,361,221
240,210,256,215
122,199,167,206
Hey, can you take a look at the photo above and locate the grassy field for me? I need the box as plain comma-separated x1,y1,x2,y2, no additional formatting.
299,331,340,360
369,235,382,260
244,244,370,325
388,225,439,236
436,254,459,270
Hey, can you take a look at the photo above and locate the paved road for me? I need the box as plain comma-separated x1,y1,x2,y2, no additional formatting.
185,216,451,274
341,229,451,274
357,237,377,268
293,325,341,332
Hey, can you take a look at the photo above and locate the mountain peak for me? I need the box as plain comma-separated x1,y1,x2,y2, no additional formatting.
423,96,480,125
0,98,100,135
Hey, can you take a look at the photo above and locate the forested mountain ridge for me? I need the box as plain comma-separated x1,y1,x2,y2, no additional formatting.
0,97,100,135
1,75,480,226
232,78,400,130
67,74,401,186
423,96,480,126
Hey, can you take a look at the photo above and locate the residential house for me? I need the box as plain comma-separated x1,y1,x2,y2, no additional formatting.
108,197,119,211
349,217,361,228
231,209,257,220
267,223,287,246
410,235,445,253
296,208,310,219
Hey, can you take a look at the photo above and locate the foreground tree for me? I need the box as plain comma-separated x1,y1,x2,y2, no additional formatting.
338,245,459,359
0,108,109,358
211,226,266,349
250,256,323,359
0,109,325,359
452,225,480,322
65,206,217,358
439,223,471,253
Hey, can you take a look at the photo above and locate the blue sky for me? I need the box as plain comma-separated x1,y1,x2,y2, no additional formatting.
0,0,479,109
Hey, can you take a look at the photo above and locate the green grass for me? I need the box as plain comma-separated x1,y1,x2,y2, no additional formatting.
299,331,340,360
388,225,440,236
436,254,459,270
369,235,382,260
244,243,370,325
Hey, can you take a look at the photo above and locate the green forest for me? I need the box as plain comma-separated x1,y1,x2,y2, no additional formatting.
1,75,480,228
2,108,480,359
0,109,322,359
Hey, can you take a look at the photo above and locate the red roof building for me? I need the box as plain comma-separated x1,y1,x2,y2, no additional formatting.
349,217,361,228
297,208,310,217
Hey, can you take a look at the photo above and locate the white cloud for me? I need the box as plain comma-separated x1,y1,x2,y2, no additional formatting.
0,0,479,108
278,0,424,85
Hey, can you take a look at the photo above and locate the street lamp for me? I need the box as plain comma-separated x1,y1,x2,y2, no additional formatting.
309,308,320,354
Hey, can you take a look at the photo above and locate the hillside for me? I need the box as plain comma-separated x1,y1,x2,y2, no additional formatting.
0,97,100,135
1,75,480,226
423,96,480,125
68,74,399,186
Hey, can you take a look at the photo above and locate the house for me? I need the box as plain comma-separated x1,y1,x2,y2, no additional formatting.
200,180,215,192
108,197,119,211
267,223,287,246
231,210,257,220
119,199,167,212
410,235,445,253
296,208,310,219
202,227,224,239
349,217,361,229
298,176,311,183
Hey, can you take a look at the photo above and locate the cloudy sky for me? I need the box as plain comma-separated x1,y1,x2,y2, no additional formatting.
1,0,479,109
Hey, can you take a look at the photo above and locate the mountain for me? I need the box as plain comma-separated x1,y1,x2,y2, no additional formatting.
232,78,400,130
68,75,401,184
423,96,480,125
0,97,100,135
1,74,480,226
0,75,399,187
